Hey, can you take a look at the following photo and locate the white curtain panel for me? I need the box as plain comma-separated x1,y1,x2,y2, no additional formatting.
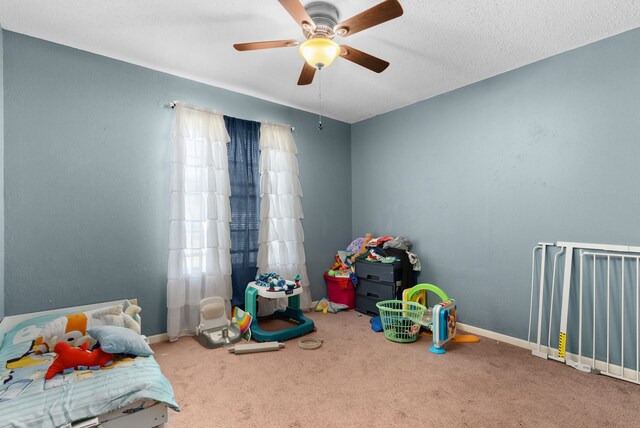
257,123,311,314
167,104,232,341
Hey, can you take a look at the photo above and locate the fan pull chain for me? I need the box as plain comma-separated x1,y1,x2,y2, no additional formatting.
318,68,323,131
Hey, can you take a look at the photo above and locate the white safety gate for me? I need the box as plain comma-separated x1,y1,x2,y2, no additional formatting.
528,241,640,384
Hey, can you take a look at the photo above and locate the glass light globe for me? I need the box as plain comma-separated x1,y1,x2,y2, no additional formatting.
299,38,340,69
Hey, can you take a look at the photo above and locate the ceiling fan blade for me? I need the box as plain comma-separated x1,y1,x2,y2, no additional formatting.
334,0,403,37
339,45,389,73
233,40,299,51
297,62,316,85
278,0,315,31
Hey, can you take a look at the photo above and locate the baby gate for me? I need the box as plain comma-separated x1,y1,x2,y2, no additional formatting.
528,241,640,384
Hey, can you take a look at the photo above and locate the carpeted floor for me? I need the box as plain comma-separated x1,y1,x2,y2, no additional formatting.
152,311,640,427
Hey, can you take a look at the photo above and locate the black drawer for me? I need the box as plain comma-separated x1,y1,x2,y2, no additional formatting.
355,260,401,283
356,278,396,301
355,294,382,317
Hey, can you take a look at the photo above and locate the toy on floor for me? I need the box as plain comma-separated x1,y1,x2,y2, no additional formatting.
195,297,241,349
45,341,113,380
376,300,426,343
232,306,253,341
227,342,284,354
297,337,323,350
245,273,315,342
314,298,349,314
421,331,479,343
403,283,457,354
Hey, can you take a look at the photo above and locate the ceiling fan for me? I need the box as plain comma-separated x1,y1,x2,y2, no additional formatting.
233,0,404,85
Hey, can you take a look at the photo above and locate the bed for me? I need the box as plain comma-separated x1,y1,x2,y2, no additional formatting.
0,300,179,428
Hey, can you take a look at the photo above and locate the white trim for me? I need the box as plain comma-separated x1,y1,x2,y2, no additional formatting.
148,333,170,345
141,322,535,348
456,322,530,349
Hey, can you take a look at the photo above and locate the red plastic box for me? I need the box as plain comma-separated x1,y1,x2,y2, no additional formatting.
324,272,355,309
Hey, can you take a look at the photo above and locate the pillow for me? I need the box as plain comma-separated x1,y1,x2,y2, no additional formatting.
87,325,154,357
0,329,5,351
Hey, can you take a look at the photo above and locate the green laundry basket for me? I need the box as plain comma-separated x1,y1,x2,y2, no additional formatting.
376,300,426,343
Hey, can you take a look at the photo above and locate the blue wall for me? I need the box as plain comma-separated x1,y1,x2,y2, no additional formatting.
351,28,640,339
0,25,4,320
2,31,352,335
4,27,640,340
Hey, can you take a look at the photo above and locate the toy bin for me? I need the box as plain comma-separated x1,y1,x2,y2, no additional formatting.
324,272,355,309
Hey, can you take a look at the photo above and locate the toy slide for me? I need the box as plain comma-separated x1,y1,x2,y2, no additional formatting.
402,283,462,354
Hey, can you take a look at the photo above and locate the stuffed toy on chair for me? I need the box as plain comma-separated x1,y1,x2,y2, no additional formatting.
45,341,113,380
33,304,141,354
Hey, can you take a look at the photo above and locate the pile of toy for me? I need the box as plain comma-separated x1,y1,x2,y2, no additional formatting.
324,234,376,283
326,234,421,280
254,272,301,292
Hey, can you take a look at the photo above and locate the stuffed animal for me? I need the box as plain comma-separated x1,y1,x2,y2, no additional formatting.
33,304,141,354
45,341,113,380
349,233,373,263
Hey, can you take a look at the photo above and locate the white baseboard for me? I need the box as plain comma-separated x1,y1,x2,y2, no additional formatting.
148,333,169,344
146,322,530,348
456,322,530,349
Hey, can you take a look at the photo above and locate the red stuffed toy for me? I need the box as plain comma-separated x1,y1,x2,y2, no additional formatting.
45,341,113,380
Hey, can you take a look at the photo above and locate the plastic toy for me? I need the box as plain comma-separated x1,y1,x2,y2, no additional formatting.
297,337,323,350
254,272,300,292
232,306,253,341
376,300,426,343
245,273,315,342
430,300,457,354
329,250,354,272
314,298,348,313
227,342,284,354
403,283,457,354
45,341,113,380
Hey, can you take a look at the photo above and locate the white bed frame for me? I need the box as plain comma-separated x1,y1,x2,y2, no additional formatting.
0,299,170,428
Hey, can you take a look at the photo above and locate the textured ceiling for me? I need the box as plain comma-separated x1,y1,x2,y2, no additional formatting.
1,0,640,123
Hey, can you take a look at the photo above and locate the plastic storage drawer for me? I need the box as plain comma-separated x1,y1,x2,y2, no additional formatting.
355,294,382,317
355,260,401,283
356,278,396,301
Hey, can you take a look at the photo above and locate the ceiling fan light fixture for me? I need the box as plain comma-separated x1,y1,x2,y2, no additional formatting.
299,38,340,69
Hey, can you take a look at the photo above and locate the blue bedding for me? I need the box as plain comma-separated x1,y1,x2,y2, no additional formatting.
0,312,179,428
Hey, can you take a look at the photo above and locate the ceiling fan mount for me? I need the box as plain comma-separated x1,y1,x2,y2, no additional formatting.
233,0,404,85
301,2,340,39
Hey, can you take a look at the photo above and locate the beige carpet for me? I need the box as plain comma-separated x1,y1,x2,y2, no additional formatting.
152,311,640,427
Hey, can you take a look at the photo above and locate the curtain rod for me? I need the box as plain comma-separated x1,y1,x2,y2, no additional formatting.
169,101,295,132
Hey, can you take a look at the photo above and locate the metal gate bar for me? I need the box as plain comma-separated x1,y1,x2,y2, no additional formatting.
529,241,640,384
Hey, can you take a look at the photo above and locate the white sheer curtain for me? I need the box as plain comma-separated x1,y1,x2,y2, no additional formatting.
167,104,232,341
257,123,311,314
